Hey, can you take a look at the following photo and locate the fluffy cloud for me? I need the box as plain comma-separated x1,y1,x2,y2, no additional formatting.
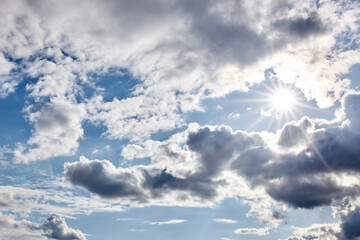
286,206,360,240
64,156,221,207
65,93,360,228
0,0,358,162
42,214,86,240
286,223,341,240
14,98,86,162
0,212,85,240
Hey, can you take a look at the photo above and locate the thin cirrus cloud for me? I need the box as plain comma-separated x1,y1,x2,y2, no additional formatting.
149,219,187,225
234,227,270,236
214,218,238,224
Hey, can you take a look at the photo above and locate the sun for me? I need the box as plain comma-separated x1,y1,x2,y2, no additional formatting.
270,88,296,111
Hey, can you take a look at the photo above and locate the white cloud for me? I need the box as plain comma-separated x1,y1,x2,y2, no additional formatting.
214,218,238,224
260,109,272,117
149,219,186,225
0,212,47,240
42,214,86,240
0,212,86,240
0,184,125,217
234,227,270,236
0,0,357,162
14,98,86,163
228,112,241,119
63,93,360,230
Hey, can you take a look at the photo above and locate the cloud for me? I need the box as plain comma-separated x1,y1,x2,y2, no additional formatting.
340,207,360,240
286,223,341,240
228,112,241,119
0,212,45,240
0,212,86,240
64,156,220,206
149,219,186,225
65,93,360,227
42,214,86,240
287,206,360,239
0,184,125,217
0,0,358,162
234,227,270,236
14,98,86,163
214,218,238,224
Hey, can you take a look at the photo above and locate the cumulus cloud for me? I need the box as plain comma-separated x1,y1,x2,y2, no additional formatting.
42,214,86,240
0,212,45,240
0,0,358,162
64,156,221,206
65,93,360,229
14,98,86,162
0,212,85,240
285,206,360,240
286,223,341,240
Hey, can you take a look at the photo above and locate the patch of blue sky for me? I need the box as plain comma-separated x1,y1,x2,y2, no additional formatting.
0,78,35,146
344,63,360,90
80,69,140,103
69,198,272,240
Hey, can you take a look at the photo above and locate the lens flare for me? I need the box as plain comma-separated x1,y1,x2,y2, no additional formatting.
271,89,295,111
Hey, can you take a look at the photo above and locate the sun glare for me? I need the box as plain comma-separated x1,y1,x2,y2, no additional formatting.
271,88,295,111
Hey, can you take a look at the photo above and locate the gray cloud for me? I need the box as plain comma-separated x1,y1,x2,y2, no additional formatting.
0,0,357,163
273,12,327,39
64,157,145,200
286,206,360,240
65,93,360,213
64,157,219,204
42,214,86,240
341,207,360,240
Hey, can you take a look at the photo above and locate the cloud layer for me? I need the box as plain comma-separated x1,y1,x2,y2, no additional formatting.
0,0,358,162
65,93,360,230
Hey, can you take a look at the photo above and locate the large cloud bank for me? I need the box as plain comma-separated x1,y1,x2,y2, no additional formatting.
65,93,360,234
0,0,358,161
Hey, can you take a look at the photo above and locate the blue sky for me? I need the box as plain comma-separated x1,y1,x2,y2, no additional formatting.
1,1,360,239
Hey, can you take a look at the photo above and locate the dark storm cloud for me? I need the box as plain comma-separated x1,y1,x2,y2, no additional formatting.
274,12,327,38
341,207,360,239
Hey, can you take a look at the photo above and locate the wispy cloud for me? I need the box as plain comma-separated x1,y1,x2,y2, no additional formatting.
149,219,186,225
214,218,238,224
234,227,270,236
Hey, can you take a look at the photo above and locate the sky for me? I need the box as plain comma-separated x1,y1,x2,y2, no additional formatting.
0,0,360,239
